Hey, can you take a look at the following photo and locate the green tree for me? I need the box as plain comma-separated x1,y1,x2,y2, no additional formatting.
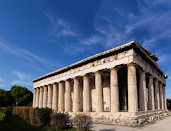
0,89,14,107
10,85,33,106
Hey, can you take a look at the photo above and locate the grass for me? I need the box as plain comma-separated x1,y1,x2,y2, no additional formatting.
0,115,77,131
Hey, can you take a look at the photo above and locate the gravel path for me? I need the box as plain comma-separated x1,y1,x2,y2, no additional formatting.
91,116,171,131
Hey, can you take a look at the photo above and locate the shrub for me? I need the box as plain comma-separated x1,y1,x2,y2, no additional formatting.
34,108,52,126
6,106,13,115
50,112,73,130
0,112,6,123
29,108,37,124
12,106,38,124
74,114,93,131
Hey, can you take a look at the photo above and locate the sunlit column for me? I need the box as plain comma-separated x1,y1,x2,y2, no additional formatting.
110,67,119,112
83,74,90,112
58,82,65,112
39,86,43,108
47,84,53,108
65,80,71,112
43,85,48,108
52,83,58,110
36,87,40,108
33,88,36,107
128,63,138,112
95,71,103,112
73,77,80,112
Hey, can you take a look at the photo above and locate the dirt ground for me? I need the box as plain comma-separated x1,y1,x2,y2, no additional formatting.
91,116,171,131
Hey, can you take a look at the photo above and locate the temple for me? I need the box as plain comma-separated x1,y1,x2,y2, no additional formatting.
32,40,168,126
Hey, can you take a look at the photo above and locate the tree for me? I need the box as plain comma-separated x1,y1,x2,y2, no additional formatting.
0,89,14,107
10,85,33,106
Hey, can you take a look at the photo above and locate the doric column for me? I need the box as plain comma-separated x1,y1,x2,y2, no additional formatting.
160,83,164,110
65,80,71,112
58,82,65,112
139,70,148,111
83,74,90,112
128,63,138,112
163,86,167,110
36,88,40,108
154,79,160,110
95,71,103,112
33,88,36,107
52,83,58,110
148,75,155,110
73,77,80,112
110,67,119,112
47,84,53,108
39,86,43,108
43,85,48,108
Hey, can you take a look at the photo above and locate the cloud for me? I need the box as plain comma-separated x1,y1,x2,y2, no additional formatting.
45,0,171,59
11,71,33,86
46,13,79,38
0,77,5,88
0,40,59,72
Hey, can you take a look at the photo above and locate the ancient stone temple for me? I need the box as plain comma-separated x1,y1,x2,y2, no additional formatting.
32,40,168,126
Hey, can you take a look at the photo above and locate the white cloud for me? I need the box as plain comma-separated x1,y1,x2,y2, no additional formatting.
0,77,5,88
11,71,32,86
0,40,60,72
46,14,79,38
0,77,4,83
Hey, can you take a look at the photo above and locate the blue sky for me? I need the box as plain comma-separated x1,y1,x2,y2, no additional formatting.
0,0,171,97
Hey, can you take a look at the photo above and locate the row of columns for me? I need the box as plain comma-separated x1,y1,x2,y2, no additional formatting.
33,63,167,113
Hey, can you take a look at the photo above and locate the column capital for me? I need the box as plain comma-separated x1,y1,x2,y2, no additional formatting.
127,62,136,67
93,70,102,75
109,66,120,71
48,84,53,87
53,82,58,86
83,73,91,78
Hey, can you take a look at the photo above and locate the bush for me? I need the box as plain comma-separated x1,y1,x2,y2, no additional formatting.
74,114,93,131
6,106,13,115
29,108,37,124
0,112,6,123
34,108,52,126
50,112,73,130
12,106,38,124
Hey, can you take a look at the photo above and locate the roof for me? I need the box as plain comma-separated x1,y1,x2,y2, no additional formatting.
33,40,165,82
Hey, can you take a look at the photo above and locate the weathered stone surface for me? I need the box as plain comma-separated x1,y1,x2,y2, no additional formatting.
32,41,168,126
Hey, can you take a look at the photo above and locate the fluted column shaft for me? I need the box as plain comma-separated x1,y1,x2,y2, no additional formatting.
73,78,80,112
163,86,167,110
148,76,155,110
95,71,103,112
65,80,71,112
128,64,138,112
36,88,40,107
83,74,90,112
139,70,148,111
58,82,65,112
33,88,36,107
39,87,43,108
52,83,58,110
43,86,48,108
110,68,119,112
160,83,164,109
47,85,53,108
154,80,160,110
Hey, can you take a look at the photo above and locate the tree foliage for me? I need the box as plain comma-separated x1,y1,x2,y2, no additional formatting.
0,85,33,107
0,89,14,107
10,85,33,106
